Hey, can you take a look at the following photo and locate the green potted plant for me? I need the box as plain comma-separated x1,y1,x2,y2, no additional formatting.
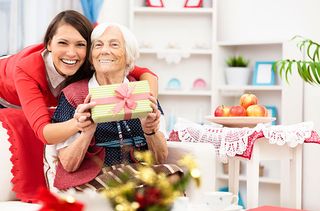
274,36,320,85
225,55,250,85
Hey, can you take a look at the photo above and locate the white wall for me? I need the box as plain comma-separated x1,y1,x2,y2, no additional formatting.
217,0,303,42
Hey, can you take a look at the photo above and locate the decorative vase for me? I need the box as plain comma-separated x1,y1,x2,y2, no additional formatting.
225,67,250,86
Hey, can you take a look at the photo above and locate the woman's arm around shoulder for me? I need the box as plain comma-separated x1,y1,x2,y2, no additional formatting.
129,66,158,98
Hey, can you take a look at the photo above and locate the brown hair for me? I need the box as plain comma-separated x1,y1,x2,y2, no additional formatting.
44,10,94,84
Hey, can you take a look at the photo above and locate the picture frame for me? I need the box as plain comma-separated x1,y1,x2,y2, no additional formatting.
184,0,203,8
252,61,276,86
265,105,277,125
146,0,164,7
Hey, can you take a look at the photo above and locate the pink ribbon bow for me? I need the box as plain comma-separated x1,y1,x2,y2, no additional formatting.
113,83,137,117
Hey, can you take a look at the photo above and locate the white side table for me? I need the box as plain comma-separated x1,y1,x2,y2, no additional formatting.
228,137,302,209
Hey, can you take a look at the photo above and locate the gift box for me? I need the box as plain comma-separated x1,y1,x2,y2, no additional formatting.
90,80,152,123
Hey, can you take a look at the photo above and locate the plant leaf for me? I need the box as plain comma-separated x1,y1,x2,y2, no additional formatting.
274,36,320,85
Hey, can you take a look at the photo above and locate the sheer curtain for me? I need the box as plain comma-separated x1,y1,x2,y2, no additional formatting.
0,0,82,55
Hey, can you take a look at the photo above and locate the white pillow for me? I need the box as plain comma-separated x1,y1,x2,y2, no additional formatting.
0,121,16,201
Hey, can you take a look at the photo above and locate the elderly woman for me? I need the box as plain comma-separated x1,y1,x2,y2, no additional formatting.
44,22,181,191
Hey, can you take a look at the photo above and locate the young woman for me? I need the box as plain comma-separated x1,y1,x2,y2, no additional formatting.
45,22,181,192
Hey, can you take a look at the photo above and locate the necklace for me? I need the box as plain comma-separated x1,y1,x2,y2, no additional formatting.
116,121,134,164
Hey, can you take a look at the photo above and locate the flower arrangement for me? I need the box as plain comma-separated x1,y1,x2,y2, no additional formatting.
37,151,200,211
101,151,201,211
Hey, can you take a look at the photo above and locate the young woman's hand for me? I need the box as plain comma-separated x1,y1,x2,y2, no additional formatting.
73,94,96,132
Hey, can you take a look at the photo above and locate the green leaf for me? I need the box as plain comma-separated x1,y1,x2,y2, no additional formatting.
315,45,320,62
285,61,292,83
303,62,313,83
309,63,320,84
314,62,320,83
307,41,314,61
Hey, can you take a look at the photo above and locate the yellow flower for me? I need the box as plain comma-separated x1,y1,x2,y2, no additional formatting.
177,154,197,170
134,151,153,166
137,166,157,185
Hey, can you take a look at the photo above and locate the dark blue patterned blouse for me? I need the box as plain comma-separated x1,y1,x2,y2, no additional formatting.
52,93,164,166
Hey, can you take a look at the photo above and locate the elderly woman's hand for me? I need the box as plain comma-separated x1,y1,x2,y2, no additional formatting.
73,94,97,132
140,96,161,134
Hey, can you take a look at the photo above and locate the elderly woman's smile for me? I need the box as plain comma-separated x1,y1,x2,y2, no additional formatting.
99,59,115,63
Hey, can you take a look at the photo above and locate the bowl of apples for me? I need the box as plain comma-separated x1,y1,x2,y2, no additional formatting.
206,94,276,128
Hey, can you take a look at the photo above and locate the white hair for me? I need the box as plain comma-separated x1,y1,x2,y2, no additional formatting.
91,22,140,74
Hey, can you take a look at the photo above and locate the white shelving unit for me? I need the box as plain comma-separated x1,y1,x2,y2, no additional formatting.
129,0,215,127
215,158,284,206
216,174,281,185
212,42,285,123
213,1,304,207
129,0,304,207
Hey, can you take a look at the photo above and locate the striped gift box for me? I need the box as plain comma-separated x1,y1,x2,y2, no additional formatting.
90,80,152,123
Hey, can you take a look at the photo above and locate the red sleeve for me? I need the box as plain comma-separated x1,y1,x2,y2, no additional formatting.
129,65,158,80
14,63,56,144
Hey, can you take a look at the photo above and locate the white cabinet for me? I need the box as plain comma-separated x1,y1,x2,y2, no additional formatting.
129,0,215,128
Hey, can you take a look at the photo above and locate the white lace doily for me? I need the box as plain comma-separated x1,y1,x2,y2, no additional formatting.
177,122,263,160
175,121,314,161
262,122,314,147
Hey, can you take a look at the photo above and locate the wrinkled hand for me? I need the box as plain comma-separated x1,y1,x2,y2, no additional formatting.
73,94,96,132
140,96,160,134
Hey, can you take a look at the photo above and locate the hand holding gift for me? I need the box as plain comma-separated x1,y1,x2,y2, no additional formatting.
73,94,97,132
140,95,161,135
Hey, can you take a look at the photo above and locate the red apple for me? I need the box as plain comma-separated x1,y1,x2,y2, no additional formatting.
214,105,231,117
246,105,268,117
240,93,258,109
229,105,247,117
